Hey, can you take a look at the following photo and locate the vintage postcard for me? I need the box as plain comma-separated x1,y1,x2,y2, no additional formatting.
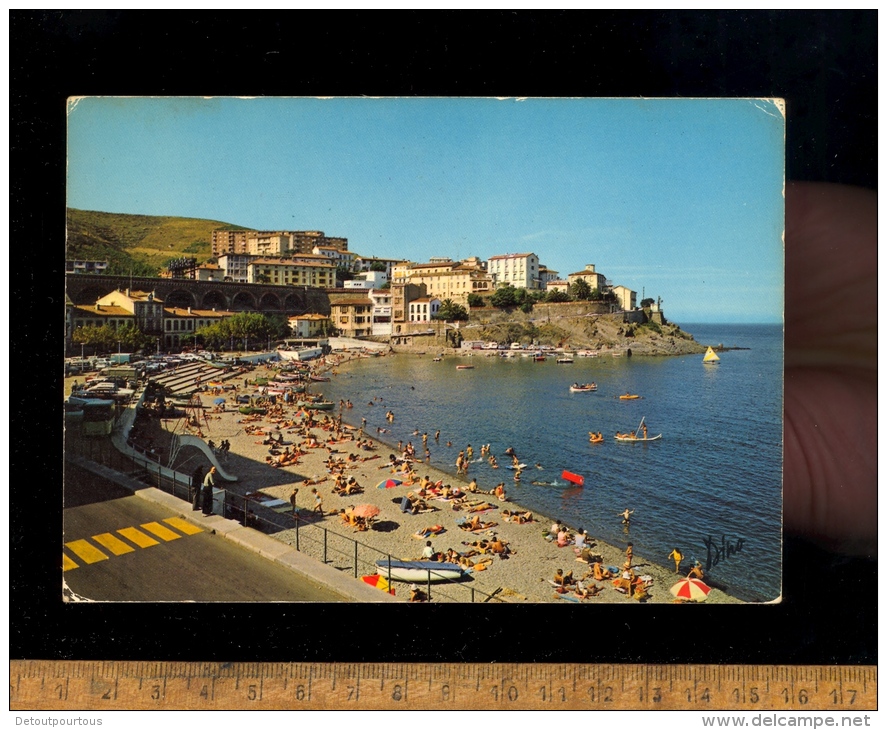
64,97,784,605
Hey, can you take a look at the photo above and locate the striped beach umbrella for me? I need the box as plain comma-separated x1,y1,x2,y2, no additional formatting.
669,577,712,602
376,478,403,489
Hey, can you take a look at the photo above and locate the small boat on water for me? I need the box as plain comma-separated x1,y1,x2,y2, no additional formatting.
576,349,600,358
556,356,574,364
375,560,464,583
619,393,640,400
570,383,597,393
615,417,661,442
456,364,474,370
533,352,546,362
703,346,721,365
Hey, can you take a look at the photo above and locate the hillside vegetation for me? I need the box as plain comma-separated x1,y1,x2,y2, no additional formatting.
66,208,248,276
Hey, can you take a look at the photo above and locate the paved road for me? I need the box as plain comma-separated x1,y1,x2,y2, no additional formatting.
63,464,346,602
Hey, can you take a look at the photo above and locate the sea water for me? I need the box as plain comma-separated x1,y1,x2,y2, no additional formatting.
321,324,783,602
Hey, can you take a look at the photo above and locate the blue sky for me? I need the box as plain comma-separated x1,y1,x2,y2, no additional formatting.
67,97,784,324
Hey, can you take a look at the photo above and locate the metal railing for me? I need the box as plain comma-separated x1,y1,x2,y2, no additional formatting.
67,440,505,603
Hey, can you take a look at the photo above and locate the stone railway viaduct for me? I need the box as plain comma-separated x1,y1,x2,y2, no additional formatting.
65,275,332,315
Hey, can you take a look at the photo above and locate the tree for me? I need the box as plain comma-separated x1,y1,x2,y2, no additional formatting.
71,322,152,354
436,299,469,321
545,289,570,303
467,292,484,308
255,273,271,284
370,261,387,272
640,297,655,308
336,265,356,283
490,285,519,308
570,278,591,301
72,325,116,353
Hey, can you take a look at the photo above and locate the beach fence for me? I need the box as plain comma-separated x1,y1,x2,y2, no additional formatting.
68,442,504,603
228,502,506,604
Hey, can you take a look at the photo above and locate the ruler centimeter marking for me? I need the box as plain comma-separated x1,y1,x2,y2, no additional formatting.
9,662,876,711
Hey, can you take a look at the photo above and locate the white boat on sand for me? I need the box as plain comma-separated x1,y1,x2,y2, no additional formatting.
375,560,464,583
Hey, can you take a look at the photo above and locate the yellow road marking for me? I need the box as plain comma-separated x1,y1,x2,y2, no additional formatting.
117,527,159,548
163,517,203,536
92,532,136,556
64,540,109,565
62,554,79,571
140,522,182,541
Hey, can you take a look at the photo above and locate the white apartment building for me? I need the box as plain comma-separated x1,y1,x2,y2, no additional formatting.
487,252,541,289
368,289,393,336
408,297,441,323
344,270,389,290
217,254,252,283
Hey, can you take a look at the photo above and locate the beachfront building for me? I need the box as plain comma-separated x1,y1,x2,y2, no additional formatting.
217,254,252,283
68,289,165,351
330,298,373,338
487,252,541,290
288,313,330,338
69,301,136,334
396,259,493,306
368,289,393,336
246,256,335,288
408,297,441,323
567,264,607,294
391,282,426,327
610,285,637,312
162,307,235,350
95,289,165,335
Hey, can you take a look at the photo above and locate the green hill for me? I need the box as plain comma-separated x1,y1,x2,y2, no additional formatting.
65,208,251,276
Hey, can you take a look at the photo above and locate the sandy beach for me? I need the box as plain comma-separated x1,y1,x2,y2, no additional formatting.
79,353,743,604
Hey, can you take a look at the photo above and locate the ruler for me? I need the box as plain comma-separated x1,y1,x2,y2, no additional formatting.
9,661,876,710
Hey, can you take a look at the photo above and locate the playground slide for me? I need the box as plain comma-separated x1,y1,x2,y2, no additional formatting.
173,434,238,482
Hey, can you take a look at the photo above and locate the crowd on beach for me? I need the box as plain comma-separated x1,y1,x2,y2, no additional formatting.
121,349,736,604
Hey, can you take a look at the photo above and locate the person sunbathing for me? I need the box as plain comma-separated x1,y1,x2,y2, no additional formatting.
462,539,490,554
468,502,494,513
553,569,575,586
574,581,602,598
592,562,612,581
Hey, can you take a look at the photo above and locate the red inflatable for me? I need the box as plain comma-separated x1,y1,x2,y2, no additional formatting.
561,470,585,486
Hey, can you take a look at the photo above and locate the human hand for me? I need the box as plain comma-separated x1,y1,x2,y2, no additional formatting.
783,182,876,556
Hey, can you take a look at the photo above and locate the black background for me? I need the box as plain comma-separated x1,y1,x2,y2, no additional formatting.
12,11,876,666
